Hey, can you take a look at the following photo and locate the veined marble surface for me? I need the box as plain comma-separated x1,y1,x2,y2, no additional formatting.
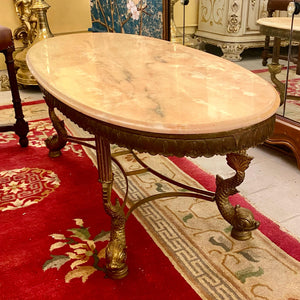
26,32,280,134
257,17,300,31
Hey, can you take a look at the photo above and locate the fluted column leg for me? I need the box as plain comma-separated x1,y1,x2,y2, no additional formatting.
95,135,128,279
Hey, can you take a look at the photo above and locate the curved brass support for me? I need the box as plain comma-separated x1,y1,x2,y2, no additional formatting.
214,152,260,240
268,63,285,105
131,150,214,200
45,107,68,157
126,191,214,220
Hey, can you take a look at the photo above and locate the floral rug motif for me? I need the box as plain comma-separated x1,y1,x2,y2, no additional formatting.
43,218,110,283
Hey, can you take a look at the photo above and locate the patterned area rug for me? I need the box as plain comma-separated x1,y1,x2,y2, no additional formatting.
0,116,199,299
1,101,300,299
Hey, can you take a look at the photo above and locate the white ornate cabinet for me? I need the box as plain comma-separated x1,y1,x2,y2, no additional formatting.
195,0,269,61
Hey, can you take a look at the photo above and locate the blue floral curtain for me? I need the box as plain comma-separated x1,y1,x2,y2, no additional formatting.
89,0,168,39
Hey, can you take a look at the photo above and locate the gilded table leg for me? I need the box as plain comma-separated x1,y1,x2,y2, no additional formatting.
268,63,285,106
95,135,128,279
45,107,68,157
214,151,260,241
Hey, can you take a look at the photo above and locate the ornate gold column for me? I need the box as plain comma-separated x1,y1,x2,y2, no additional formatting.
14,0,53,86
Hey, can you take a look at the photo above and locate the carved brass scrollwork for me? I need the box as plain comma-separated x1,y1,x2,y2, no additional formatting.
13,0,37,47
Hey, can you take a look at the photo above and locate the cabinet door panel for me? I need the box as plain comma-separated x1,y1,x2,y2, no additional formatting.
246,0,268,33
199,0,228,34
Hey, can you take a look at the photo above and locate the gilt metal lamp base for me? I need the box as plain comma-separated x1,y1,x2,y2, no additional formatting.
15,0,53,86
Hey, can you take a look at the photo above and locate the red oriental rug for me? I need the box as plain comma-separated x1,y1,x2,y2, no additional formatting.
0,117,199,300
1,101,300,299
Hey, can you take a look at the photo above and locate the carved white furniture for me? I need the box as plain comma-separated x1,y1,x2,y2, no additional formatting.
195,0,269,61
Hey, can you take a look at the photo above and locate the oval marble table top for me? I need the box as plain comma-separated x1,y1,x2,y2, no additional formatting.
257,17,300,32
26,32,280,135
257,17,300,41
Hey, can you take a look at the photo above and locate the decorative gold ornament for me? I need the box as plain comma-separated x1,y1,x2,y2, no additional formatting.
227,1,241,33
0,74,10,91
14,0,53,86
14,0,37,47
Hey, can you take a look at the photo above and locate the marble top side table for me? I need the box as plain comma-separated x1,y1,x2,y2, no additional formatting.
27,32,280,279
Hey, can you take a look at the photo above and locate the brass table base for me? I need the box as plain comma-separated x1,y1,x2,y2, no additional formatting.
41,88,275,279
268,62,300,104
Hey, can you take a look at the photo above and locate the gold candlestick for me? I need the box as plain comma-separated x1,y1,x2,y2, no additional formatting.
15,0,53,86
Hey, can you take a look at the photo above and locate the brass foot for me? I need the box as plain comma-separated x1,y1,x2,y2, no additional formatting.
105,248,129,279
231,227,252,241
45,134,66,157
47,147,63,158
106,268,128,279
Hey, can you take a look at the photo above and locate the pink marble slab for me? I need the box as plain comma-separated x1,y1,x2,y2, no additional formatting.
257,17,300,32
26,32,280,134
